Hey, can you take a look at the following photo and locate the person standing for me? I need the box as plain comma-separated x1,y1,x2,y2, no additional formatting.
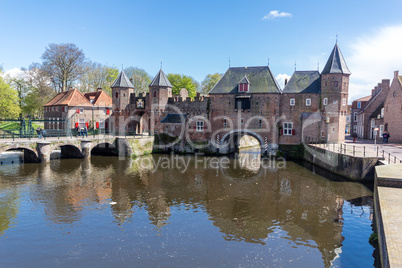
36,127,42,139
352,132,357,143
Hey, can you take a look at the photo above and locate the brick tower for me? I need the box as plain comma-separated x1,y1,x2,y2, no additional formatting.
148,68,173,133
320,43,351,142
111,70,134,133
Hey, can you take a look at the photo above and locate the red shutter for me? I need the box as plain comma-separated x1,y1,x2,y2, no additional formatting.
106,109,110,115
76,109,80,114
75,122,79,128
280,129,283,135
85,122,89,128
96,122,99,129
292,129,295,135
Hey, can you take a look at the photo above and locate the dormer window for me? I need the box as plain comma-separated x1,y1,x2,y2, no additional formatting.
238,76,250,92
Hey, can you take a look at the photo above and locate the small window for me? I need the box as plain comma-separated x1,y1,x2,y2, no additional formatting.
290,99,295,106
323,98,328,106
56,106,59,112
343,98,346,106
357,101,361,109
228,101,231,106
306,99,311,106
196,121,204,132
153,91,157,97
354,112,357,122
80,108,84,114
256,101,259,106
239,83,249,92
334,81,338,87
223,118,227,127
115,92,119,98
259,119,262,128
381,108,384,118
283,122,293,135
241,118,244,126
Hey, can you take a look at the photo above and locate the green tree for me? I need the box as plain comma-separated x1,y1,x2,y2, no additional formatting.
124,67,152,94
200,73,222,94
79,62,119,95
0,71,20,118
166,74,198,97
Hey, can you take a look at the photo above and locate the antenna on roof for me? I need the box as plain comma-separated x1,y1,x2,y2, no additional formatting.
294,61,296,72
229,57,231,68
336,32,338,43
317,61,319,71
160,61,163,69
268,57,270,67
121,64,123,71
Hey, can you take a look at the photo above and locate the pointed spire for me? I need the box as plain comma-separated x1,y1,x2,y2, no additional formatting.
322,43,351,75
149,68,172,87
112,70,134,88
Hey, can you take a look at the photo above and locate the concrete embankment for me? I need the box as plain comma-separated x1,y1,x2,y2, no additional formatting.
303,145,378,181
374,164,402,268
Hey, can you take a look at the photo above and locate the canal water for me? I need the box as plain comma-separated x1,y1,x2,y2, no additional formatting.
0,152,375,267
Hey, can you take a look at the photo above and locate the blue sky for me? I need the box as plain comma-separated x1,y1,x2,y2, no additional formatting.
2,0,402,101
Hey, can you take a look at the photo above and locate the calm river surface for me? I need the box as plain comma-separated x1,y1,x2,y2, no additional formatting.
0,152,375,267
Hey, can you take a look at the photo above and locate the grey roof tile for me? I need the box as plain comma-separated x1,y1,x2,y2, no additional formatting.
322,43,351,75
282,71,321,93
112,70,134,88
209,66,281,94
149,69,172,87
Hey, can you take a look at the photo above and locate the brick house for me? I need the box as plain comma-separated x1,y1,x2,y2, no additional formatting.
383,71,402,143
355,79,390,139
110,43,350,153
44,88,112,133
351,95,370,136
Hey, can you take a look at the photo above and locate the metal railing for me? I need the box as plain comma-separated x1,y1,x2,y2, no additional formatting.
305,137,402,164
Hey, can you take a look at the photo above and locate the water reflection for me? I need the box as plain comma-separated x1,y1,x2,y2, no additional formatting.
0,153,374,267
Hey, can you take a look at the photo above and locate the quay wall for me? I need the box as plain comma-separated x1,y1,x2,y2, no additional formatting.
303,145,377,181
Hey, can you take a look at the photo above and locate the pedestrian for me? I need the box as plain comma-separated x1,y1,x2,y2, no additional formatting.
352,132,357,143
83,126,88,137
42,129,47,138
36,127,42,139
382,131,387,143
386,132,390,143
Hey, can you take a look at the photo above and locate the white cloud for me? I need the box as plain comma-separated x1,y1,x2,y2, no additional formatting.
262,10,292,20
347,25,402,101
276,73,291,90
2,67,25,79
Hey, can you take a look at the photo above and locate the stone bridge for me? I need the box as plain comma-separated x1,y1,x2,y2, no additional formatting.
0,136,154,163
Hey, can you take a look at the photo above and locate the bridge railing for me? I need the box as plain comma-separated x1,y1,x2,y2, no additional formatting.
305,137,402,164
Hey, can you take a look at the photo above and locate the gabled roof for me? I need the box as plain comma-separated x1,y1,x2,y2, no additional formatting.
149,69,172,87
112,70,134,88
322,43,351,75
44,89,93,107
353,95,371,102
369,102,384,118
160,114,186,124
209,66,281,94
282,71,321,94
84,90,112,107
239,76,250,84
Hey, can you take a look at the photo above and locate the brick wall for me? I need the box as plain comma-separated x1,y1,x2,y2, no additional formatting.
383,71,402,143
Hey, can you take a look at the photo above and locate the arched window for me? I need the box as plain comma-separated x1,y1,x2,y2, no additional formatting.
115,92,119,98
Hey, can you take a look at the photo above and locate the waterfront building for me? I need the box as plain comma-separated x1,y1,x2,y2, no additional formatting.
110,43,350,152
383,70,402,143
351,95,371,137
44,88,112,132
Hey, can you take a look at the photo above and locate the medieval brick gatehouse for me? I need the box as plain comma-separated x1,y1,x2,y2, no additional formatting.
110,43,350,153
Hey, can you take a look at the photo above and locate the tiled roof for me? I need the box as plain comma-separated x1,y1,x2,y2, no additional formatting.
160,114,186,124
84,90,112,107
149,69,172,87
322,43,351,75
353,95,371,102
44,89,93,107
282,71,321,94
112,70,134,88
209,66,281,94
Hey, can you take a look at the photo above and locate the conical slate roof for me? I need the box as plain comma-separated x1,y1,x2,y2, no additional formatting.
112,70,134,88
322,43,351,75
149,69,172,87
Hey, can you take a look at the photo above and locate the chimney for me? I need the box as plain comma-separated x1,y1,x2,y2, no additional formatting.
382,79,390,90
394,70,399,79
97,87,102,92
284,78,288,87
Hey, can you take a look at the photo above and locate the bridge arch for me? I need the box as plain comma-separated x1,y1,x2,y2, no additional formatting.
91,142,118,156
49,144,84,159
5,148,40,163
220,130,264,155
